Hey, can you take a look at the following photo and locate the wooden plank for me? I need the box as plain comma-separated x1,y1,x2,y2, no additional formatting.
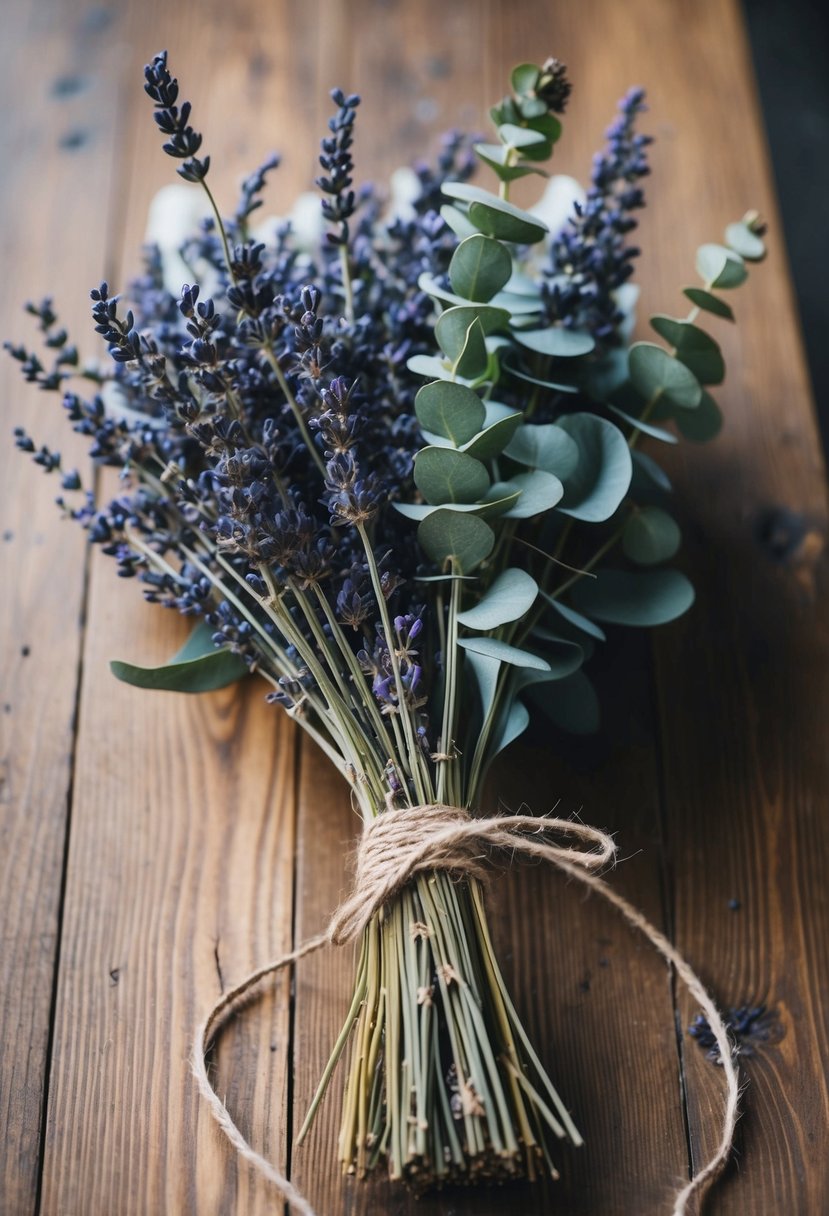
289,3,689,1214
36,3,319,1212
0,1,125,1208
640,2,829,1211
23,2,826,1216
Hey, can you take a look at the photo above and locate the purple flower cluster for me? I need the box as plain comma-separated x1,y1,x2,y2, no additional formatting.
542,87,652,342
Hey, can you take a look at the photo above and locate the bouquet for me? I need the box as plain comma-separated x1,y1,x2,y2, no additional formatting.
9,50,766,1214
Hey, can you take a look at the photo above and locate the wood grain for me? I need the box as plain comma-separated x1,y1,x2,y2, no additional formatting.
37,3,315,1213
3,0,826,1214
0,1,122,1209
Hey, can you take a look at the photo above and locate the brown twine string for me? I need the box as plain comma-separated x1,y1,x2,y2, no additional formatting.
193,804,739,1216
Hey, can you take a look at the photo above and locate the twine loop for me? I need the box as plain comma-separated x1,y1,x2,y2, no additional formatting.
329,803,616,944
193,802,738,1216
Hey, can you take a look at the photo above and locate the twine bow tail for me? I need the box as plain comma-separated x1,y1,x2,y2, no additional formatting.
193,805,738,1216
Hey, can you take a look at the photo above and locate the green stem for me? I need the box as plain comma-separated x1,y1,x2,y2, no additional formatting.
261,346,328,479
437,567,462,805
357,524,432,805
199,178,236,285
339,244,355,324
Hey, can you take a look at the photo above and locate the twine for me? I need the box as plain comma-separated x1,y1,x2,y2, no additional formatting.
193,804,739,1216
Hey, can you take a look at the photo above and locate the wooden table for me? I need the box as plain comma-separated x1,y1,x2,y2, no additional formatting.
3,1,827,1212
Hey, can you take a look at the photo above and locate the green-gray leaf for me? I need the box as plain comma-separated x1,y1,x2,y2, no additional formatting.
458,637,551,670
501,354,579,394
631,448,672,493
511,63,540,96
517,635,584,680
649,316,725,385
489,699,530,759
417,509,495,572
526,670,600,735
414,446,490,505
572,567,695,626
683,287,735,321
556,413,633,522
110,621,248,693
607,403,678,444
457,567,538,630
542,593,607,642
623,507,682,565
449,234,513,303
442,182,548,244
504,422,580,476
674,389,723,442
440,204,479,240
628,342,703,409
695,243,748,289
491,469,564,518
415,381,486,445
725,221,765,261
462,410,522,459
498,122,547,149
512,326,595,358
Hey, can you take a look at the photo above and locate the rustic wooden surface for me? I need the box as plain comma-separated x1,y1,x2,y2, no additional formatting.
2,1,827,1214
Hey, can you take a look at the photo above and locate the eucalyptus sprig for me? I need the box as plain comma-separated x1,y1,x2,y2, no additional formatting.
8,50,765,1199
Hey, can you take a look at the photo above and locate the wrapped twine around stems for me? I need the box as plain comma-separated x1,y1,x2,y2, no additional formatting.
193,806,739,1216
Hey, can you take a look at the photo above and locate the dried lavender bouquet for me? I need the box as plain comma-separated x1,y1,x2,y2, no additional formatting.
10,52,764,1202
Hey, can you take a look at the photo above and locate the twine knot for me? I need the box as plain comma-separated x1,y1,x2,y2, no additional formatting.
328,803,617,945
193,802,738,1216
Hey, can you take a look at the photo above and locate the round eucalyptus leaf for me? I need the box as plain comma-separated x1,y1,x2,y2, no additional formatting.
457,567,538,631
725,221,766,261
516,636,584,681
631,448,672,494
395,491,519,521
110,621,248,693
415,381,486,445
674,389,723,443
519,114,562,159
407,353,454,382
497,122,547,149
518,97,548,119
525,670,600,735
491,469,564,518
555,413,633,522
417,272,469,309
572,567,695,626
607,402,678,444
683,287,735,322
623,507,682,565
511,62,540,96
695,243,748,289
435,311,490,379
501,354,579,394
628,342,702,409
414,446,490,505
417,509,495,573
649,316,725,385
440,203,479,240
442,182,548,244
457,636,551,671
512,325,595,358
473,144,548,183
489,289,544,316
504,422,580,476
489,699,530,760
462,410,521,459
541,593,607,642
579,345,630,400
449,235,513,303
